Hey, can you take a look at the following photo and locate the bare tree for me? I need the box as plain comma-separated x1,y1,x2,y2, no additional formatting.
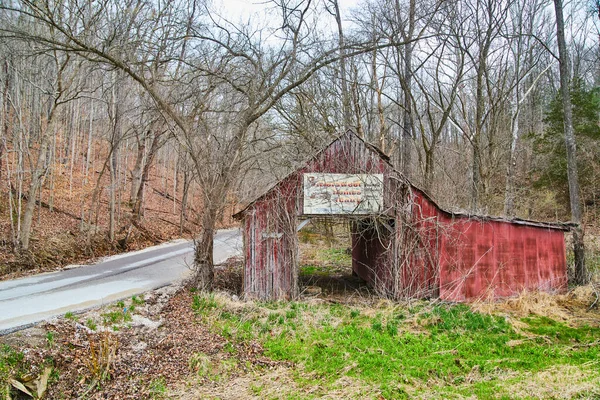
553,0,587,284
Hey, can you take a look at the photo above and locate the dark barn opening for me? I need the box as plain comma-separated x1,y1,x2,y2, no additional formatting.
296,218,370,297
233,130,571,302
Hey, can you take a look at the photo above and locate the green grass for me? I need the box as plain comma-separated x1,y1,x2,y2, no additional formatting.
300,247,352,277
191,293,600,399
101,309,132,325
148,376,167,398
521,315,600,344
192,293,218,316
318,247,351,266
64,311,78,321
0,345,28,399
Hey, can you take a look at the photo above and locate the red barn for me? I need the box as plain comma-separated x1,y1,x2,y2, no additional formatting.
233,130,570,301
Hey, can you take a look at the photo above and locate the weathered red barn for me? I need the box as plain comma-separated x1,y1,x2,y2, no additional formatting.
233,130,570,301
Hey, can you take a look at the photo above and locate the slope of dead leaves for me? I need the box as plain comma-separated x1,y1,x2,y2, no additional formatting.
3,281,282,400
0,152,237,280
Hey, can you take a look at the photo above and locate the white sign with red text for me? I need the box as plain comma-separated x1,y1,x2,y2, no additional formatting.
303,173,383,215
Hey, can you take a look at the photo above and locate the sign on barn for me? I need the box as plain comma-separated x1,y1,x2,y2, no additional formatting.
303,173,383,215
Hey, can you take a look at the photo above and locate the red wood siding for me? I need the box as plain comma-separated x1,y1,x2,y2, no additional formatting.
411,189,567,301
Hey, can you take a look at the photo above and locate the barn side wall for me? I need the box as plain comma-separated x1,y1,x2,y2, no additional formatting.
243,178,299,300
396,190,440,299
411,189,568,301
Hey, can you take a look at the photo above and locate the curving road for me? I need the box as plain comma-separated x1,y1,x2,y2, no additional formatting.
0,228,242,334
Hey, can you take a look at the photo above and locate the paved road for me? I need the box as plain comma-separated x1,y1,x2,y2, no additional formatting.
0,229,242,334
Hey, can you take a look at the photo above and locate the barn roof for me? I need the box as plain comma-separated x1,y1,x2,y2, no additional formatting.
233,130,573,231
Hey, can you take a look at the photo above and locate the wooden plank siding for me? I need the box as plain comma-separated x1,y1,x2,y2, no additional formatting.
411,189,568,301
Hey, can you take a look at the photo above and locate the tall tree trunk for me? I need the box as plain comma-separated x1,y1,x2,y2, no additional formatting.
553,0,587,285
396,0,415,177
20,123,53,250
180,169,190,235
130,132,146,206
331,0,351,131
194,206,217,291
1,60,9,181
471,62,485,212
424,149,434,192
132,132,160,220
109,150,117,242
504,106,518,216
108,71,122,242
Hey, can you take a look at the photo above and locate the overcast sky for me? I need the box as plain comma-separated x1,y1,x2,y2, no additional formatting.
215,0,360,26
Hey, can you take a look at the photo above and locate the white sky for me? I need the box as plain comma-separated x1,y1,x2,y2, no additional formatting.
215,0,360,26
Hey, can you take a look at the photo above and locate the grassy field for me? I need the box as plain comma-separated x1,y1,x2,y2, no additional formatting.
188,289,600,399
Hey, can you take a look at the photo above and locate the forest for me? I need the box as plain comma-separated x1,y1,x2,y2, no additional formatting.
0,0,599,283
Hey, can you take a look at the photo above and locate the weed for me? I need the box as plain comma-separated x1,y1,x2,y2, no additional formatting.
386,321,398,336
49,365,60,383
148,377,167,398
222,342,236,354
371,320,383,332
46,331,55,348
1,345,54,398
0,345,26,399
131,295,145,305
84,332,118,384
250,383,264,395
219,358,238,376
116,300,125,309
65,311,78,321
101,309,132,325
188,352,211,377
192,294,218,315
86,319,97,331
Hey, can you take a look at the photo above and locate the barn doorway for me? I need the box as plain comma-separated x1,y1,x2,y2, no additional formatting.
296,217,391,298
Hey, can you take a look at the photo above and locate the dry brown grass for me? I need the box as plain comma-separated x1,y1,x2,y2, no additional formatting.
471,284,600,327
174,366,300,400
174,364,383,400
498,363,600,399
